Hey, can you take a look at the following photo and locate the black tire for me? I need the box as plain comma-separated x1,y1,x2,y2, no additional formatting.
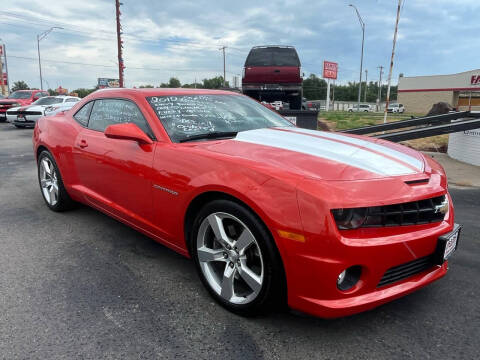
289,95,302,110
190,199,286,316
37,150,76,212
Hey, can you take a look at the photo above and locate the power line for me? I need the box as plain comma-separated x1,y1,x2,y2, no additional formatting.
7,54,237,74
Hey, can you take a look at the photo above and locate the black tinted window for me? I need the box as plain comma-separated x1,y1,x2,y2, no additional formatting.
73,102,93,126
89,99,152,137
245,47,300,67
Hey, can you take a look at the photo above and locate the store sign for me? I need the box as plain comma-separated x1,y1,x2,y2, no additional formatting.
323,61,338,80
98,78,120,89
470,75,480,85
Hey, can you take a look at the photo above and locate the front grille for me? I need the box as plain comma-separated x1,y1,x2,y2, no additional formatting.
377,255,434,288
362,195,447,228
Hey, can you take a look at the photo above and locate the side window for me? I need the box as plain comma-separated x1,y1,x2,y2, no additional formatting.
88,99,153,138
66,98,79,103
73,101,93,126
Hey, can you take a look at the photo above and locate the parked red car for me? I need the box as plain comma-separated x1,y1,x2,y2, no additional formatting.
242,46,303,110
33,88,460,318
0,89,49,121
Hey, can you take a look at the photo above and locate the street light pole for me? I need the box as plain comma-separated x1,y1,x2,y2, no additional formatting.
37,27,63,90
364,69,368,102
349,4,365,111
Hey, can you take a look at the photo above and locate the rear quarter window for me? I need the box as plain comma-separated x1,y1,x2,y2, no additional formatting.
73,101,93,126
245,47,300,67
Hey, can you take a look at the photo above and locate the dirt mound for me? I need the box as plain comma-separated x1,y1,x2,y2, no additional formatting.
426,102,453,116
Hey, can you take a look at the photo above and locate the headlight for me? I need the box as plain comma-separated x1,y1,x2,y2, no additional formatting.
331,208,367,229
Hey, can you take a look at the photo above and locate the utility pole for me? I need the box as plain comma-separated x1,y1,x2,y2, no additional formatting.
377,65,384,111
3,43,9,93
219,46,227,87
0,44,5,95
349,4,365,111
384,0,402,123
364,69,368,102
115,0,124,88
37,27,63,90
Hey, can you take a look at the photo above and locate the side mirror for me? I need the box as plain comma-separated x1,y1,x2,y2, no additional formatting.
104,123,153,145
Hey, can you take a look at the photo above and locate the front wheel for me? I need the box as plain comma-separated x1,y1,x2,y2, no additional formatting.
190,200,286,316
37,150,76,211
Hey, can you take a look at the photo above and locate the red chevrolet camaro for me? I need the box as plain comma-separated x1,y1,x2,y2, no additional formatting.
33,88,460,318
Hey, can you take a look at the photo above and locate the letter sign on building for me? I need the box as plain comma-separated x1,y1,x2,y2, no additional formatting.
471,75,480,85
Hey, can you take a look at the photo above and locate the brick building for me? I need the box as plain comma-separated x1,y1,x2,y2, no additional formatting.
398,69,480,114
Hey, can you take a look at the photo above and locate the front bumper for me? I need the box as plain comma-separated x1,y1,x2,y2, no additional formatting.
13,114,41,127
285,217,455,318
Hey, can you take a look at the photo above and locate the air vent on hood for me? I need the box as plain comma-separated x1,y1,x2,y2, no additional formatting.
404,178,429,185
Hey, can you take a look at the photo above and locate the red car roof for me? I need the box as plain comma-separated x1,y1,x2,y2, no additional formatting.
93,88,240,98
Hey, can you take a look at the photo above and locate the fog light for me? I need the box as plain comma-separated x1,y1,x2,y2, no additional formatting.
337,266,362,291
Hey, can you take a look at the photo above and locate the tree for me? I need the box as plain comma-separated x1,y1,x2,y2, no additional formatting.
11,81,29,91
182,82,203,89
71,87,97,98
139,84,154,88
159,77,181,88
202,76,228,89
303,74,327,100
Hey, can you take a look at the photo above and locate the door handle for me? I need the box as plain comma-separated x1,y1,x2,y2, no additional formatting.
274,69,280,73
78,139,88,148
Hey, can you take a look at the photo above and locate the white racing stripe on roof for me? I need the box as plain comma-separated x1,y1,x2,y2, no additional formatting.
235,128,418,176
291,128,424,171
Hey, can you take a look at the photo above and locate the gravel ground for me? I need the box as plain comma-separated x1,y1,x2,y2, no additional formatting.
0,123,479,360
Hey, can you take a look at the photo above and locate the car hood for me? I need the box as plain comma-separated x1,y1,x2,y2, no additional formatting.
0,99,30,105
25,105,51,111
201,127,426,181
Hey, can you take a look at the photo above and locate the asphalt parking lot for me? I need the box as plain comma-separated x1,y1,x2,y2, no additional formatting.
0,123,479,360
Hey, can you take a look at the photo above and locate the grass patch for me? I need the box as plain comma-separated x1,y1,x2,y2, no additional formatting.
318,111,449,152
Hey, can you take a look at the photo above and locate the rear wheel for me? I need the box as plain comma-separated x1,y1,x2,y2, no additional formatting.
37,150,75,211
190,200,285,316
289,95,302,110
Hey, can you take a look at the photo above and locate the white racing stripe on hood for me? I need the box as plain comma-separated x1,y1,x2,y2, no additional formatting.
291,128,424,171
235,128,419,176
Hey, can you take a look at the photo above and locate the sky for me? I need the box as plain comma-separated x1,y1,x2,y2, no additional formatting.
1,0,479,91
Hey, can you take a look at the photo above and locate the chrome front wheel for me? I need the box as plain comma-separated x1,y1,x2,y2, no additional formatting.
40,157,59,206
196,212,264,305
37,150,75,211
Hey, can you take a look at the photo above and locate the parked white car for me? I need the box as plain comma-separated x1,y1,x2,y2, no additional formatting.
387,103,405,113
11,96,80,128
44,97,81,116
347,104,373,112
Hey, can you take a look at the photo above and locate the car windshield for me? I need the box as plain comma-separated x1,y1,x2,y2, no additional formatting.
245,47,300,67
34,97,62,105
8,91,32,99
147,94,293,142
390,104,398,107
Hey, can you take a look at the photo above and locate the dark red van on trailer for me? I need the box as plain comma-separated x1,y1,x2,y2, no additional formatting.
242,46,303,109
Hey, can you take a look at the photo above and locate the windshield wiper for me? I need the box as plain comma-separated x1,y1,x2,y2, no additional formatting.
178,131,238,143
